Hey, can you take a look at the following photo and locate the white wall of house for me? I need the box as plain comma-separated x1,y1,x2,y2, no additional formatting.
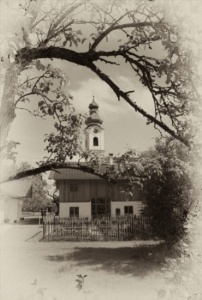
60,202,91,220
3,198,23,223
111,201,143,217
0,196,5,223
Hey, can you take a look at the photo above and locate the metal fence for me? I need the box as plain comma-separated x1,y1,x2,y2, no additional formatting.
42,215,153,241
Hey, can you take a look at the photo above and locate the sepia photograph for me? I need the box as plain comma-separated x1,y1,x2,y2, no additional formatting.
0,0,202,299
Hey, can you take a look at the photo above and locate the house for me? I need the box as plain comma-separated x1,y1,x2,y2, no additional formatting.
49,99,143,220
0,179,32,223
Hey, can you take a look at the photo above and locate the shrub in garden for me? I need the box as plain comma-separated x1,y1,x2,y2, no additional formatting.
141,137,198,248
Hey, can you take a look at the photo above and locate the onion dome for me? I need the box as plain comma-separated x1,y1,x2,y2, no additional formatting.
89,99,99,110
85,97,103,126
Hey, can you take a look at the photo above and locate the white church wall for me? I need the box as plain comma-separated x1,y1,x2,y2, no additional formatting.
85,129,105,152
89,131,104,151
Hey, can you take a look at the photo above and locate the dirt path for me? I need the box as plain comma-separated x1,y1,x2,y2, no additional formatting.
0,224,166,300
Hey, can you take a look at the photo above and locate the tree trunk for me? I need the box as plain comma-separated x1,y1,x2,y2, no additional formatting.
0,0,44,150
0,63,21,148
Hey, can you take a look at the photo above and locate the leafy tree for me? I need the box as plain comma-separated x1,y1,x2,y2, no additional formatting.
140,137,199,246
0,0,201,182
16,162,51,212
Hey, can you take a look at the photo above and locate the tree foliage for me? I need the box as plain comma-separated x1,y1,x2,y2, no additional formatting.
16,162,50,212
140,137,199,246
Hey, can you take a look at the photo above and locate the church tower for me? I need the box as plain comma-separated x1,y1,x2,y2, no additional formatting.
85,98,105,154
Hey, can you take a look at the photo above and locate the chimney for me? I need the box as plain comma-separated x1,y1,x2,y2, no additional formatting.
109,153,113,165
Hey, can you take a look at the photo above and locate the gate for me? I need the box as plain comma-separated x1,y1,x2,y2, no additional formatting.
42,215,153,241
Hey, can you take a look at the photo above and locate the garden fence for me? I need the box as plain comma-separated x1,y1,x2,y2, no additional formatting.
42,215,153,241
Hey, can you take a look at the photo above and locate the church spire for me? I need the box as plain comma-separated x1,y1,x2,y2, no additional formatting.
84,97,105,153
85,97,103,127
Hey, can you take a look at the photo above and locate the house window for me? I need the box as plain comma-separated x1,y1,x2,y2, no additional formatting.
70,183,78,192
69,207,79,217
91,198,110,218
116,208,121,216
93,137,99,146
124,206,133,215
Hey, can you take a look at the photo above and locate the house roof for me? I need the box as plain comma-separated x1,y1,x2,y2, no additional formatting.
0,179,32,199
49,168,103,180
49,156,140,181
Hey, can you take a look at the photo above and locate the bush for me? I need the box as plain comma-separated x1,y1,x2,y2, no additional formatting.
141,138,197,247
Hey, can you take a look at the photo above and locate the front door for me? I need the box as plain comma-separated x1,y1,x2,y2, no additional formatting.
91,198,110,219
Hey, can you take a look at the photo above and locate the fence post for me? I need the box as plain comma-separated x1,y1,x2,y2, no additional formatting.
43,220,45,240
47,219,49,241
81,218,83,240
117,218,119,240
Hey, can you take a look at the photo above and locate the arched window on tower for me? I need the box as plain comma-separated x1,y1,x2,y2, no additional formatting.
93,137,99,146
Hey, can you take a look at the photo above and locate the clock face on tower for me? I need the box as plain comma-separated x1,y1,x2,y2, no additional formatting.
93,128,98,133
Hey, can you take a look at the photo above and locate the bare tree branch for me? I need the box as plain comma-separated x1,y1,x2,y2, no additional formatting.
88,62,190,147
1,163,109,183
16,45,190,146
1,160,146,184
90,21,160,51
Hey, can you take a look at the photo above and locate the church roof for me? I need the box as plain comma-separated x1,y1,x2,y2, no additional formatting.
85,98,103,126
89,99,99,110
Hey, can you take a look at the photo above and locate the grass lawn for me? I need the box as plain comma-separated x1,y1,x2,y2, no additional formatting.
0,223,169,300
